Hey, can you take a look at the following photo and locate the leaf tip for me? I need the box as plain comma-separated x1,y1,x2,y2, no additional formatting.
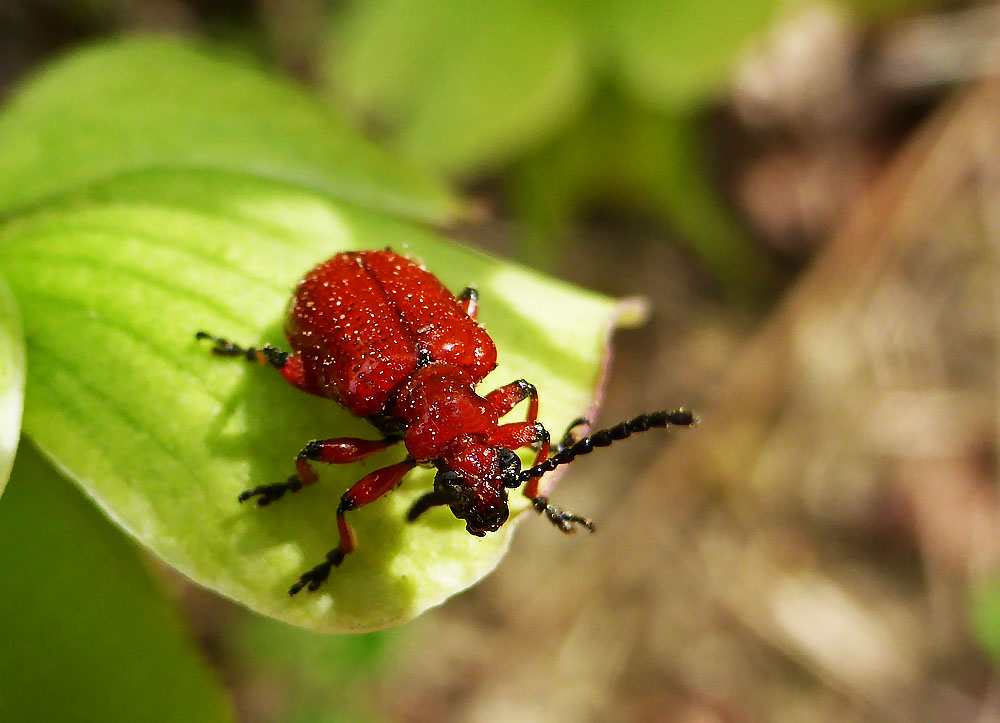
615,295,650,329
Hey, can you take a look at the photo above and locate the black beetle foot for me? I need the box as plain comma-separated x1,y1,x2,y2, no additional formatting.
289,548,345,596
238,476,302,506
533,495,595,534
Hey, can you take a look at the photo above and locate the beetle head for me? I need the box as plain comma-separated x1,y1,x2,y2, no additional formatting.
435,464,509,536
407,446,522,535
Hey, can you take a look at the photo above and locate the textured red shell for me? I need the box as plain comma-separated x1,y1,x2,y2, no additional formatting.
285,250,497,417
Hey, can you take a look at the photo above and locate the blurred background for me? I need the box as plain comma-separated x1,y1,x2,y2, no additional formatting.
4,0,1000,720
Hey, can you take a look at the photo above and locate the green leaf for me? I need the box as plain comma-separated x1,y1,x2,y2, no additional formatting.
0,275,24,496
0,169,625,631
970,573,1000,663
0,443,232,722
0,36,458,224
330,0,588,175
605,0,783,110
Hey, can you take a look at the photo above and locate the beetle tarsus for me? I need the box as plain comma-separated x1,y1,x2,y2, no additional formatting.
196,331,247,358
289,548,346,595
556,417,590,452
533,495,595,534
238,476,303,506
196,331,289,368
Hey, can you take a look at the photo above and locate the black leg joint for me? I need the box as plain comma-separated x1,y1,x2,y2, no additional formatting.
197,331,289,369
529,423,550,452
261,346,289,368
299,440,323,460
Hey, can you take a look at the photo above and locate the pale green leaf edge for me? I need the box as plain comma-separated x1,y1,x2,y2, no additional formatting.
0,274,25,497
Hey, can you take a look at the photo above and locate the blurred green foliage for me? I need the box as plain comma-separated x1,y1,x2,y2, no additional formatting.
0,443,232,722
325,0,950,299
843,0,944,16
327,0,787,299
507,93,775,291
969,574,1000,663
229,615,395,723
331,0,588,176
328,0,783,172
0,37,457,225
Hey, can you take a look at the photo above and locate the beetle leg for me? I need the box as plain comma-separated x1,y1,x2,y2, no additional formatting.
529,496,595,534
195,331,324,396
238,437,398,506
290,458,417,595
488,421,548,460
237,475,303,506
490,422,595,534
457,286,479,319
295,438,398,481
488,420,551,471
196,331,288,367
406,488,463,522
555,417,590,452
485,379,538,423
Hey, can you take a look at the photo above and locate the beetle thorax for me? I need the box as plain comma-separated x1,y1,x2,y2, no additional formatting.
390,363,499,462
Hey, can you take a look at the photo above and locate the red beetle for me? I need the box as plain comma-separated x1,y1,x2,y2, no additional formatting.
198,249,695,595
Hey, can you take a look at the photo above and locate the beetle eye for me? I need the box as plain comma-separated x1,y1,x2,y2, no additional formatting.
433,466,464,493
495,448,521,488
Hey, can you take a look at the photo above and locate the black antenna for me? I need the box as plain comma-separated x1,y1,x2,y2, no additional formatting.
518,408,697,484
